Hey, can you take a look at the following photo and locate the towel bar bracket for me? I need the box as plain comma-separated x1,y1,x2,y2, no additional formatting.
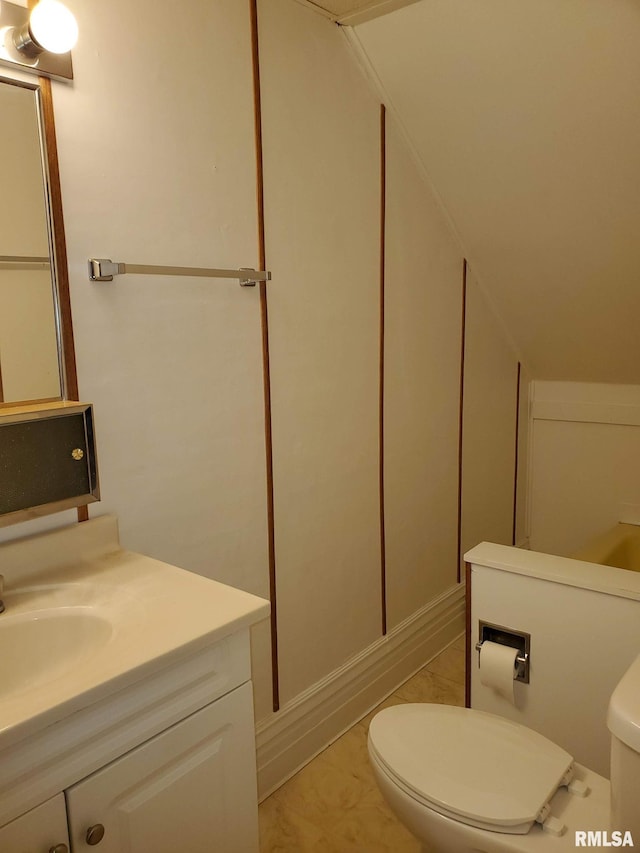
88,259,120,281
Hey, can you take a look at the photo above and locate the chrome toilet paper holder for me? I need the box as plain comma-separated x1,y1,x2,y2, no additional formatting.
475,621,531,684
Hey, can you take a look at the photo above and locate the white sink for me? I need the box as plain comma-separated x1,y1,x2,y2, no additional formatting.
0,607,112,695
0,515,269,749
0,514,270,831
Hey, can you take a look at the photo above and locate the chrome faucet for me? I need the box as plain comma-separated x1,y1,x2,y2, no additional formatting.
0,574,4,613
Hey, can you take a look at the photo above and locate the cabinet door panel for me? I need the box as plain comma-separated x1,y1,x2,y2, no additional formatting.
0,794,69,852
66,682,258,853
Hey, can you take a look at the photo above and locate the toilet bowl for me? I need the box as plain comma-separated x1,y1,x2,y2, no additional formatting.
368,652,640,852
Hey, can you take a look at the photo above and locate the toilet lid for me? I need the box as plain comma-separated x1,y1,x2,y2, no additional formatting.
368,704,573,834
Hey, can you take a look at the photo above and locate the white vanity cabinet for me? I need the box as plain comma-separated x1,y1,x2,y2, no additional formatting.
65,682,258,853
0,794,70,851
1,674,260,853
0,517,269,853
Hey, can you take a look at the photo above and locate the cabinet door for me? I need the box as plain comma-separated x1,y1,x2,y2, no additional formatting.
66,681,259,853
0,794,70,853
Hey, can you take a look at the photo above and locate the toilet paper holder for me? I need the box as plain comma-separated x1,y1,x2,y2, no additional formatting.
475,621,531,684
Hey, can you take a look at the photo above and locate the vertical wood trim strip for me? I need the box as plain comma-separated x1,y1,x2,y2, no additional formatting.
456,259,468,583
512,361,522,546
379,104,387,636
465,560,472,707
250,0,280,712
0,361,4,403
40,77,88,523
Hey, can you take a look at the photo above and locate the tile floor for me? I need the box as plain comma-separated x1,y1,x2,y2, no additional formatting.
259,635,466,852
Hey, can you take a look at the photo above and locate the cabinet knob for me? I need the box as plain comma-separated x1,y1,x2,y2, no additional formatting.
71,448,84,461
49,846,69,853
85,824,105,845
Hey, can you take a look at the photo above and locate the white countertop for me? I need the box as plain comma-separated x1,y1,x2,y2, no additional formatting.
465,541,640,601
0,515,270,749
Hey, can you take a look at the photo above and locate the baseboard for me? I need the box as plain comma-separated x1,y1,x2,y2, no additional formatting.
255,583,465,800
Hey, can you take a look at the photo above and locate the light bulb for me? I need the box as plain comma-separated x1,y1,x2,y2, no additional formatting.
29,0,78,54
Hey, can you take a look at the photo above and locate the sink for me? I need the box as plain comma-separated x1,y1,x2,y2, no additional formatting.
0,515,270,749
0,607,113,695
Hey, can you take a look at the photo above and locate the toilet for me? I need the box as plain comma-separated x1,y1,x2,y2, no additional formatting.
368,652,640,852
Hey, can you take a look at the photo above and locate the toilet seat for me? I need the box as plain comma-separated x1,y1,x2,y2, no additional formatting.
368,704,574,835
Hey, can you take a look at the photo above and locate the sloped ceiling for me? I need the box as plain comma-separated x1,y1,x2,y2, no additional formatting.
352,0,640,382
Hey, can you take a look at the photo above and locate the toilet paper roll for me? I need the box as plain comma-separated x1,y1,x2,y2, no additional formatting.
479,641,519,704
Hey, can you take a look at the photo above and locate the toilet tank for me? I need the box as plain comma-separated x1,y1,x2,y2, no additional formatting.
607,652,640,837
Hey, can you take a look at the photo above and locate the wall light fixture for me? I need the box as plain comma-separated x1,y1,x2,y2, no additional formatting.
0,0,77,81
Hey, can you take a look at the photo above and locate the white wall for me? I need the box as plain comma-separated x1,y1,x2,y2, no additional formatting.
383,115,462,627
0,0,528,775
50,0,273,719
461,269,521,570
259,0,381,704
529,381,640,557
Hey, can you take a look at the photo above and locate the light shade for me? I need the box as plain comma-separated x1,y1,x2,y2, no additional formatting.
29,0,78,54
0,0,75,79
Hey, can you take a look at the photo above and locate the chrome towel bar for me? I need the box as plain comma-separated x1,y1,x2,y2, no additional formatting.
88,259,271,288
0,254,50,270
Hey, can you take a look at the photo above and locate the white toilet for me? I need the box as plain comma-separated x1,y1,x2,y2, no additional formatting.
368,652,640,852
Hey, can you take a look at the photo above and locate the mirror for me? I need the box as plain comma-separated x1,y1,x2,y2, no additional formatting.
0,74,71,405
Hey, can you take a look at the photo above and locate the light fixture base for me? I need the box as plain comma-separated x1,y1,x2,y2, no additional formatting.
0,0,73,81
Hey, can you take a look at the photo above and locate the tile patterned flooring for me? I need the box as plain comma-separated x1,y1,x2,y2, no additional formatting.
259,635,466,851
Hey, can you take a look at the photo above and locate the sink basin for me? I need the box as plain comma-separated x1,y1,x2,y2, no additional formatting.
0,515,269,749
0,607,112,695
